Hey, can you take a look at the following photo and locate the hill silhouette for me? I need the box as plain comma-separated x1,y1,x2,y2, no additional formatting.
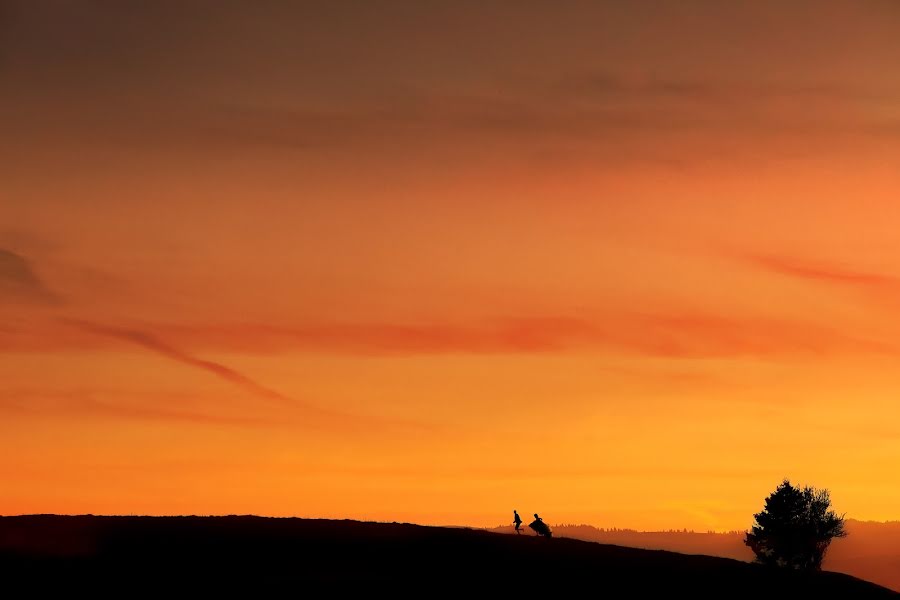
488,519,900,592
1,516,897,596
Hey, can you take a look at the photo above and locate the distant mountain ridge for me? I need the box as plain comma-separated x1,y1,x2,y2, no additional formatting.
489,519,900,592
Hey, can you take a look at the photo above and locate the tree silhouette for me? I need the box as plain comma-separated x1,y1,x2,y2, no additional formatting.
745,479,847,570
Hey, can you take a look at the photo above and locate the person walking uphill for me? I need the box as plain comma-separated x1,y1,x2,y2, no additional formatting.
513,510,523,534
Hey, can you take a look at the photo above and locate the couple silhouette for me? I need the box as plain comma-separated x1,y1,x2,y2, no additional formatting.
513,510,552,538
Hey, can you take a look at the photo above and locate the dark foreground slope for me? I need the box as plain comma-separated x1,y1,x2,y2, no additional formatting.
0,516,896,597
486,521,900,593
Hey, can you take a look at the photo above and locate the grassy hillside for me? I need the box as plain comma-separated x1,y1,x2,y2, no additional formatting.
1,516,896,596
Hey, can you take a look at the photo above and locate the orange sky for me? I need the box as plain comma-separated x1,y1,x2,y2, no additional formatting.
2,1,900,531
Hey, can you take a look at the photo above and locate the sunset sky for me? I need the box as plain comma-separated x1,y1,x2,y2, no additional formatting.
3,1,900,531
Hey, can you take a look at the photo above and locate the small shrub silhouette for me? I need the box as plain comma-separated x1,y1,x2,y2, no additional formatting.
745,479,847,570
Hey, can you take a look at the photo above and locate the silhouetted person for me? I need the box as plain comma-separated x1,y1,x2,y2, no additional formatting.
529,513,552,538
513,510,523,534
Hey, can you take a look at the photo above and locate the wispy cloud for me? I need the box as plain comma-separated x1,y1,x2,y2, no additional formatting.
52,319,434,433
554,71,893,105
75,313,893,359
183,76,900,156
0,388,270,427
742,253,900,290
0,248,62,305
60,319,292,405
